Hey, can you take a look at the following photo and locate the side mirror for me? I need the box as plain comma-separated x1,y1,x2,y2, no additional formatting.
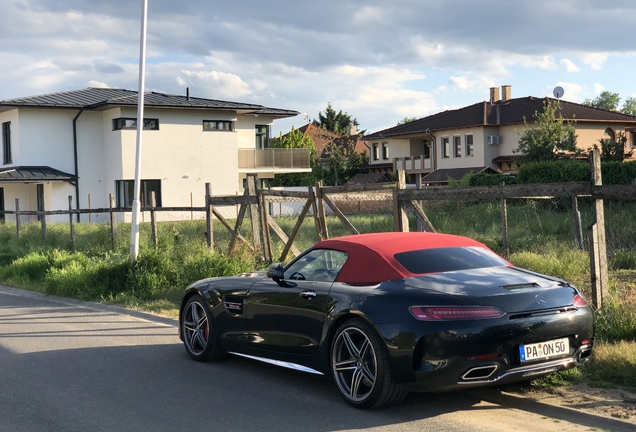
266,263,284,281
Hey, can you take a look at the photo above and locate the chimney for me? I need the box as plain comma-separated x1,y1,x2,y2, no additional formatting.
490,87,500,103
501,85,512,101
349,124,358,136
186,87,190,101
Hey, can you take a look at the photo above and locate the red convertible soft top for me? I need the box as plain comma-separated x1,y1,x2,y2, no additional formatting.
314,232,495,285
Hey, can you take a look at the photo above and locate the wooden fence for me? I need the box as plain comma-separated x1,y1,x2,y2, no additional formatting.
1,152,635,308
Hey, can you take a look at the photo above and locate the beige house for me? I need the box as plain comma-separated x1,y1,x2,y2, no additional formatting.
0,88,308,221
365,85,636,184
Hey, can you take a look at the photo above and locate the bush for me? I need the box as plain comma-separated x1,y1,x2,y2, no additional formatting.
468,172,517,186
517,160,590,184
517,159,636,185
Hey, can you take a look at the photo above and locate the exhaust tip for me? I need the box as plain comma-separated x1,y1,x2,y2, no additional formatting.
461,365,498,381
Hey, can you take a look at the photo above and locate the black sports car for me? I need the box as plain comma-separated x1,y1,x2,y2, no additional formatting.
179,232,594,409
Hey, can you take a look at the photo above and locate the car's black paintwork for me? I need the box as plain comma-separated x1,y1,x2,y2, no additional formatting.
179,261,594,392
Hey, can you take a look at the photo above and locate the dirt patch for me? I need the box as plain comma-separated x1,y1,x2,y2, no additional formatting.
502,383,636,425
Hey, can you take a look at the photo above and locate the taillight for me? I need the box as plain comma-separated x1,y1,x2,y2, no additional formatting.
410,306,505,321
573,294,587,307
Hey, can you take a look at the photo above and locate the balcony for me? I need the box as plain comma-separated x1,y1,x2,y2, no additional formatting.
393,155,433,174
238,148,311,171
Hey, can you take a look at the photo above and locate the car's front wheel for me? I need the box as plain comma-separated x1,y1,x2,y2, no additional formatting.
182,295,225,362
330,319,407,409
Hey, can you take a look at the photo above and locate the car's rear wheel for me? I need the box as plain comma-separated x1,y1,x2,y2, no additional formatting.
182,295,225,362
331,319,407,409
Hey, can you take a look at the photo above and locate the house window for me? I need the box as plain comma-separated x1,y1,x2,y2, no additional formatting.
203,120,234,131
454,136,461,157
442,137,450,158
372,143,379,161
423,142,431,159
604,128,615,141
631,131,636,148
2,122,11,164
382,142,389,160
466,134,474,156
116,179,162,208
112,118,159,130
255,125,270,149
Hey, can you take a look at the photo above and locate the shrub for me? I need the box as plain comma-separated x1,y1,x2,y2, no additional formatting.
517,160,590,184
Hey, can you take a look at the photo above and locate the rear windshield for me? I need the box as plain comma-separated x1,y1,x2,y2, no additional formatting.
394,246,508,274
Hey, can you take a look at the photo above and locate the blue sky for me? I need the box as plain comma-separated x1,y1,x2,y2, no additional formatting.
2,0,635,136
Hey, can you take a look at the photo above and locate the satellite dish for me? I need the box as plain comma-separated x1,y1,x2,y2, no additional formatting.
553,86,564,99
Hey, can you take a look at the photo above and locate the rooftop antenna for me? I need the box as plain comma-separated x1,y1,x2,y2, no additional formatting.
553,86,564,109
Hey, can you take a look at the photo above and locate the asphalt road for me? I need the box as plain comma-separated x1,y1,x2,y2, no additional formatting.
0,285,631,432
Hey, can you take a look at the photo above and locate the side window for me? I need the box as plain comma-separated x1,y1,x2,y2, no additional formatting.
284,249,348,282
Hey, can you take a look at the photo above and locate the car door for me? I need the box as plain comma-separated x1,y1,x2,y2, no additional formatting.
245,249,348,355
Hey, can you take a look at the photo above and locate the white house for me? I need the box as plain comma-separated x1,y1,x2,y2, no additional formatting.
0,88,309,221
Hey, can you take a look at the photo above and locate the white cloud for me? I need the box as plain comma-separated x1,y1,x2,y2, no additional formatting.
87,80,110,88
593,83,606,94
560,58,580,72
177,69,252,99
581,53,610,70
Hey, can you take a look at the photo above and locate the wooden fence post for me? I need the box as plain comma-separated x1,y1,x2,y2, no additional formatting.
589,149,609,308
15,198,21,238
68,196,75,250
315,181,328,240
258,189,272,262
246,174,262,252
150,191,158,249
571,196,584,250
393,170,408,232
308,185,322,240
501,182,509,259
205,183,214,251
109,193,117,250
39,192,47,239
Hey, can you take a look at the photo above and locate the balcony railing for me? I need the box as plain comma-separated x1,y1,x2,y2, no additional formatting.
238,148,311,169
393,155,433,172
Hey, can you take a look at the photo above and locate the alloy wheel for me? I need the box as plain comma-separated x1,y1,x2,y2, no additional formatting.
332,326,377,402
183,300,209,355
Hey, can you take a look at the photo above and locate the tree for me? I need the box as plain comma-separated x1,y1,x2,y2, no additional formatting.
621,96,636,116
322,137,357,186
583,91,620,111
593,131,634,162
514,99,579,163
270,127,320,187
396,117,418,126
313,103,362,135
583,91,636,116
270,126,316,157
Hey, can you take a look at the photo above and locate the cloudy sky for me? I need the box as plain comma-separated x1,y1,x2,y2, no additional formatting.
2,0,636,135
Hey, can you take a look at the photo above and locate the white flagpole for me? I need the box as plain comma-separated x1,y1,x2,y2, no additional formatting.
130,0,149,261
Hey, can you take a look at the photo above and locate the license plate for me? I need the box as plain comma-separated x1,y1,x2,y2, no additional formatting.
519,337,569,362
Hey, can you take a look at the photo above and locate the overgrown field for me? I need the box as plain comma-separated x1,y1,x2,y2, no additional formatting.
0,199,635,390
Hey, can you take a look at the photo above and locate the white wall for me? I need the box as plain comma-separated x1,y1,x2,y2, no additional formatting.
112,107,241,208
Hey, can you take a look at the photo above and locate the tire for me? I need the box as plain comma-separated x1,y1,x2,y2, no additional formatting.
330,319,407,409
181,295,225,362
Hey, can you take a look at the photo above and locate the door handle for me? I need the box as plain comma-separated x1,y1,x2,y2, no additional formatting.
299,290,317,300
